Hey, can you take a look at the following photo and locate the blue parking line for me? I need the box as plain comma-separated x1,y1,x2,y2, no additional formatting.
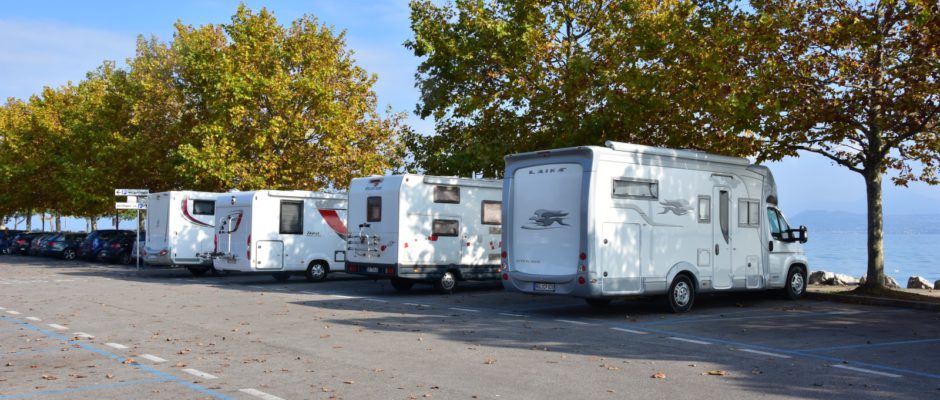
801,338,940,353
0,379,167,399
629,323,940,381
1,316,234,400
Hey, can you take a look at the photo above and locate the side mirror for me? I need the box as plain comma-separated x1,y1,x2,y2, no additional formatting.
798,225,808,243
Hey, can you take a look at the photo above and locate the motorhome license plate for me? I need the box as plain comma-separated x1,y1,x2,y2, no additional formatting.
534,282,556,292
367,266,378,273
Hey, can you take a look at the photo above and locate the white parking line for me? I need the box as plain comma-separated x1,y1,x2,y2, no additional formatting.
6,310,21,315
611,327,648,335
404,303,431,308
0,306,5,309
832,364,902,378
364,298,388,303
47,324,68,330
183,368,218,380
301,291,317,295
556,319,591,325
498,312,527,318
828,311,862,315
26,317,41,322
330,294,362,299
105,342,129,350
139,354,168,363
739,348,792,359
668,337,712,345
240,388,285,400
73,332,95,339
449,307,480,313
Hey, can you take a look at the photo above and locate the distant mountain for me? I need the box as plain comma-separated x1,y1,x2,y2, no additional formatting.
790,211,940,234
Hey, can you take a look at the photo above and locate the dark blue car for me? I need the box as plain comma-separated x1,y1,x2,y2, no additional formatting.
0,230,25,254
77,230,133,260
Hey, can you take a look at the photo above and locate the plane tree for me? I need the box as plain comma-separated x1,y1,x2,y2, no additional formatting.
748,0,940,289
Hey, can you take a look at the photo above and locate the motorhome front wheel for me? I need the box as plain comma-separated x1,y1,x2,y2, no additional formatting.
667,275,695,313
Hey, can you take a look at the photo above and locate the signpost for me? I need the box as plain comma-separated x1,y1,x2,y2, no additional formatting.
115,189,149,271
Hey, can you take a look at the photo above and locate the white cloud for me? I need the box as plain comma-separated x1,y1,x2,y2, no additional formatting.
0,19,136,99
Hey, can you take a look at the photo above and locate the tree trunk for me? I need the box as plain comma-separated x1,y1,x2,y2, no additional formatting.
41,211,46,232
55,212,61,232
862,170,886,290
26,209,32,231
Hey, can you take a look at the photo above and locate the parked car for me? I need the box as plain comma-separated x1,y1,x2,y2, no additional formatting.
28,233,57,256
0,230,25,254
42,232,87,260
78,230,133,260
96,231,141,264
8,232,42,255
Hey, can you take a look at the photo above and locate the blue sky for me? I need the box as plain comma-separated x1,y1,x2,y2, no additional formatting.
2,1,938,231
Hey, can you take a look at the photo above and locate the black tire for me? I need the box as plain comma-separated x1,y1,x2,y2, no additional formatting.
666,274,695,313
585,298,613,309
304,261,329,282
784,266,806,300
390,277,414,292
62,249,77,261
272,272,291,282
188,266,209,277
434,271,458,294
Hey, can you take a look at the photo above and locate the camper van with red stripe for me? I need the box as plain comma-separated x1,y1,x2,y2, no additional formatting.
345,175,503,293
208,190,348,282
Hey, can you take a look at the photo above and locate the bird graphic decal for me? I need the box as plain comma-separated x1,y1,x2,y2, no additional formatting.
659,200,694,216
522,209,570,229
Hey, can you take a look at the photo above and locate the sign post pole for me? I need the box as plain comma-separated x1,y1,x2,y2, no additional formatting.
115,189,149,272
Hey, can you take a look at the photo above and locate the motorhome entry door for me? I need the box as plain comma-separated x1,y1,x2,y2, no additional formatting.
256,240,284,270
712,187,733,289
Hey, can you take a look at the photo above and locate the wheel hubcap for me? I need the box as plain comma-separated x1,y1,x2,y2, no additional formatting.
673,282,690,306
312,265,325,278
441,274,455,290
791,273,805,294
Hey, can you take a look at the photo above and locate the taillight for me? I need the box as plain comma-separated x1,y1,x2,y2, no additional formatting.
111,243,121,249
501,251,507,258
159,249,168,256
579,252,587,261
578,276,586,284
385,266,396,275
246,234,251,260
347,264,358,273
501,273,509,280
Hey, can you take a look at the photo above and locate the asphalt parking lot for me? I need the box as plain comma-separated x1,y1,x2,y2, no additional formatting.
1,256,939,399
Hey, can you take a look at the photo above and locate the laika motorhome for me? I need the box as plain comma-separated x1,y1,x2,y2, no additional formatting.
501,142,809,312
210,191,348,282
345,175,503,293
144,191,222,276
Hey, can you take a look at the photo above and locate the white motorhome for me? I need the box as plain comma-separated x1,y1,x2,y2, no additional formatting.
345,175,503,293
144,191,222,276
501,142,809,312
210,191,348,282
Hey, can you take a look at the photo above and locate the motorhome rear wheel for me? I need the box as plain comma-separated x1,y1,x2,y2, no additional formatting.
667,275,696,313
434,271,458,294
305,261,329,282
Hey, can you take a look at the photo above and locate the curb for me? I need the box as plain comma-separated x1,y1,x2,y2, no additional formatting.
806,291,940,312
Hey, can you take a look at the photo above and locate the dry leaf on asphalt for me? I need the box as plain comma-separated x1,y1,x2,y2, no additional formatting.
484,358,497,365
707,370,728,376
651,372,666,379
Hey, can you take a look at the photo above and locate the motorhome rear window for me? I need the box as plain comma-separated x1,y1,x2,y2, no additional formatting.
738,199,760,227
612,179,658,199
481,201,502,225
367,196,382,222
433,186,460,203
432,219,459,237
192,200,215,216
279,200,303,234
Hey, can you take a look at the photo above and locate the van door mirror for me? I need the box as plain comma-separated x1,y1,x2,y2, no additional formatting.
798,225,808,243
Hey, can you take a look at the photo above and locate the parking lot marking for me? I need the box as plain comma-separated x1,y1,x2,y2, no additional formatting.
739,349,792,359
801,338,940,353
0,306,5,309
140,354,168,363
74,332,95,339
47,323,68,330
449,307,480,313
183,368,219,380
239,388,286,400
828,310,862,315
0,378,169,399
556,319,592,326
331,294,362,299
364,298,388,303
106,342,129,350
5,310,21,315
25,317,41,321
498,312,527,318
610,327,648,335
832,364,903,378
668,337,712,345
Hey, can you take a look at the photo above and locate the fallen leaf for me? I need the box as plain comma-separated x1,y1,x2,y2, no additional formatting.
707,370,728,376
122,358,136,365
484,358,497,365
41,374,57,380
652,372,666,379
343,380,354,384
106,374,114,379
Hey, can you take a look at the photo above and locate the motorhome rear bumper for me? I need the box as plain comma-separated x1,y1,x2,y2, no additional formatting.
346,262,501,281
503,271,600,297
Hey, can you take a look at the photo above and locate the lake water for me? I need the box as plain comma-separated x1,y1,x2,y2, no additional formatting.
804,232,939,284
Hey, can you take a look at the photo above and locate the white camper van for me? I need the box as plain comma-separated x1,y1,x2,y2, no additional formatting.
345,175,503,293
210,191,348,282
501,142,809,312
144,191,222,276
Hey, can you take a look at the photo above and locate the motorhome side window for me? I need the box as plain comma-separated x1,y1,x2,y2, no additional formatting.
279,200,303,235
192,200,215,216
432,219,459,237
433,186,460,203
367,196,381,222
481,201,502,225
612,179,658,199
719,191,730,243
698,196,711,223
738,199,760,228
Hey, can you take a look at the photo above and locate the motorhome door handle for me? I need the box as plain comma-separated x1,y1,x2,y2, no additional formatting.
603,239,608,244
715,244,719,255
